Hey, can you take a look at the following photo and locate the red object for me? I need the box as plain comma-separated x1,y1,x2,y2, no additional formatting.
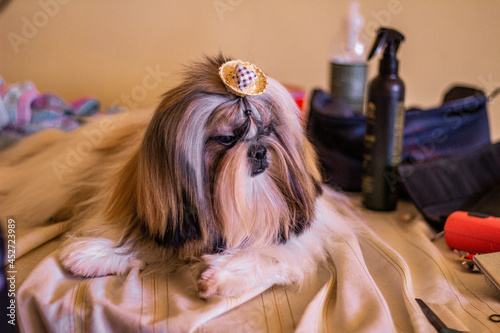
284,84,305,110
444,211,500,253
284,84,306,125
289,91,305,110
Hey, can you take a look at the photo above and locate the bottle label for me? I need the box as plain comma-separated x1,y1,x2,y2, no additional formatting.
362,99,405,211
391,101,405,165
362,102,376,195
363,102,376,171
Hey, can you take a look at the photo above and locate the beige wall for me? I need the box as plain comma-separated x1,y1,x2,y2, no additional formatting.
1,0,500,139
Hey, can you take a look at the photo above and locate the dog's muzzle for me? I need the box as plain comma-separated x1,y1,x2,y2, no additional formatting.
248,144,269,176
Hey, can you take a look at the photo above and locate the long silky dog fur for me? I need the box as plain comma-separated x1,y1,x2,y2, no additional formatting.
0,54,350,297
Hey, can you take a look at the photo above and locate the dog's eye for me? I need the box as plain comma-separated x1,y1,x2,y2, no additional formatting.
261,125,273,136
215,136,236,146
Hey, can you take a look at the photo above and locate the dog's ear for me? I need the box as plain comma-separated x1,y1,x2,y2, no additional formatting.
281,138,322,238
261,78,323,238
303,138,323,196
105,114,203,248
136,104,204,247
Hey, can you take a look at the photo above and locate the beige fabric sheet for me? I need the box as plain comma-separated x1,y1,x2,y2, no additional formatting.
12,188,500,332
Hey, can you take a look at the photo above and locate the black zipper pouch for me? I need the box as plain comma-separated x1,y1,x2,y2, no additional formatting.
398,142,500,230
306,86,491,192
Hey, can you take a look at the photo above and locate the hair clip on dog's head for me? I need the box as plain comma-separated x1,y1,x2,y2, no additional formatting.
219,60,268,97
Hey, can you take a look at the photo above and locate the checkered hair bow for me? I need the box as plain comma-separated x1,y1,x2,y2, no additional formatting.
219,59,268,96
233,64,257,91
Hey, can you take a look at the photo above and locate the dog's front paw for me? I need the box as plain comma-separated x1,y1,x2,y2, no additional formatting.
59,237,142,277
197,268,221,298
197,267,247,298
196,254,255,298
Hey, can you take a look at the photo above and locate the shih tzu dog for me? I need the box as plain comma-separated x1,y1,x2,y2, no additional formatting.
0,54,342,298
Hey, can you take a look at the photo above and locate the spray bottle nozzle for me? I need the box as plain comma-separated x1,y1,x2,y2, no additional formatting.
367,27,405,61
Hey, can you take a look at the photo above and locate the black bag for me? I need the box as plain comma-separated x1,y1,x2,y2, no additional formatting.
398,142,500,230
306,86,491,192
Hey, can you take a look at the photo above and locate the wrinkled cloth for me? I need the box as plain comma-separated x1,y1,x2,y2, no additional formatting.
13,188,500,332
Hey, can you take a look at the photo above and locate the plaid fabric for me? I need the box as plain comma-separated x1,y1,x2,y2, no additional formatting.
233,64,257,90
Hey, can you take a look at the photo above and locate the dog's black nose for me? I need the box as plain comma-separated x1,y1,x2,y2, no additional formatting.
248,145,267,161
249,145,269,176
254,146,267,161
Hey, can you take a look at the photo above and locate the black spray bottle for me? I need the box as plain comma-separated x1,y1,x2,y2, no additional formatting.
362,27,405,211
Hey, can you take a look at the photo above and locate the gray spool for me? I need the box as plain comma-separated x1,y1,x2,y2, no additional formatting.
329,62,367,114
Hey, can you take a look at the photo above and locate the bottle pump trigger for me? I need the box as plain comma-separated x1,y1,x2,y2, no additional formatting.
368,28,404,61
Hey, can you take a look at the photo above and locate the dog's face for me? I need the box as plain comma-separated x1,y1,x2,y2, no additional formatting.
109,55,321,257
